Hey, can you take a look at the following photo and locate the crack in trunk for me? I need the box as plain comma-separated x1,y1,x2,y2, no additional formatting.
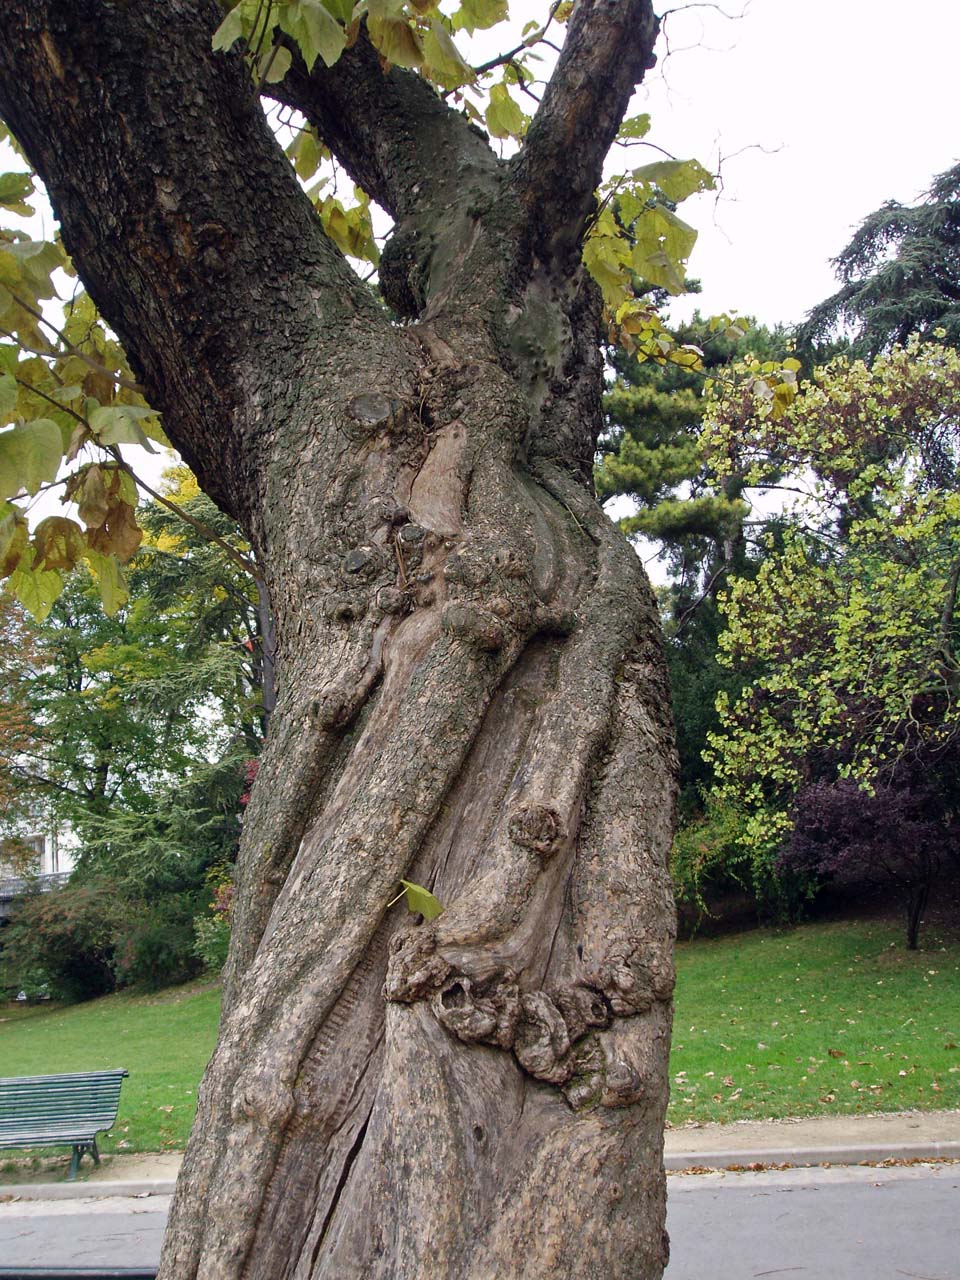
310,1104,375,1274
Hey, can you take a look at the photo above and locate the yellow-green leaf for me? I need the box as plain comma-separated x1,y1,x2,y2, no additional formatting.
117,469,139,507
7,552,62,621
632,205,698,294
66,463,111,529
0,417,63,500
84,548,129,616
288,128,323,182
0,372,16,422
0,172,35,217
279,0,348,70
260,44,293,83
2,238,64,298
632,158,715,203
366,1,424,69
88,402,157,450
618,114,651,141
0,506,28,577
582,234,631,308
422,18,475,89
211,5,245,52
452,0,508,32
398,879,444,921
323,0,355,21
485,82,524,140
318,196,380,265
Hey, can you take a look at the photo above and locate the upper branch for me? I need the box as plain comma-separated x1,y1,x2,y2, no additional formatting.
267,30,499,223
511,0,660,261
0,0,386,522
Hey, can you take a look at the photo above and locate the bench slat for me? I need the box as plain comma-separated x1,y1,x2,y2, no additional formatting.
0,1071,128,1084
0,1071,128,1161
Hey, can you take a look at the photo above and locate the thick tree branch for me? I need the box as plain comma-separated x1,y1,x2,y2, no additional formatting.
268,30,499,223
512,0,660,260
0,0,388,523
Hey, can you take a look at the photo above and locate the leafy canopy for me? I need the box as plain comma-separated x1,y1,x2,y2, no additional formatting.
0,476,266,847
801,163,960,358
704,337,960,860
597,313,792,811
0,2,727,621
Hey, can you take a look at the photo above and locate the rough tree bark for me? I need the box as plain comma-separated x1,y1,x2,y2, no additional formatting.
0,2,678,1275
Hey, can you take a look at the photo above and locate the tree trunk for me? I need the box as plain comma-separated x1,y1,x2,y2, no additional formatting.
166,417,677,1278
906,880,930,951
0,2,677,1275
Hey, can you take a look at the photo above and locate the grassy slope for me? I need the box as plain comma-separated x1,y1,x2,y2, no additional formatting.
669,918,960,1127
0,979,220,1154
1,920,957,1156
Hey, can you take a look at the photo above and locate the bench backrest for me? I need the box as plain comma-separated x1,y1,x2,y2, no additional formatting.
0,1070,128,1137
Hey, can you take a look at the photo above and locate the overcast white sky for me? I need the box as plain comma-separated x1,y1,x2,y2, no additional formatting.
15,1,958,337
8,0,960,507
628,0,960,327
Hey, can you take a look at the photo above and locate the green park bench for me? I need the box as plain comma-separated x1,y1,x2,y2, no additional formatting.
0,1069,128,1179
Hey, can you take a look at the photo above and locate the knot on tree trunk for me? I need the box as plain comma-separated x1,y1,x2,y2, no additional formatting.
384,922,451,1002
508,802,564,857
583,939,676,1017
441,600,506,651
514,990,573,1083
386,922,659,1109
345,390,399,438
431,972,520,1048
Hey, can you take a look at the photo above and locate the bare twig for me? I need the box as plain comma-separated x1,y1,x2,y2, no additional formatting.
660,2,748,22
106,449,261,583
674,563,728,634
6,293,145,393
471,0,564,77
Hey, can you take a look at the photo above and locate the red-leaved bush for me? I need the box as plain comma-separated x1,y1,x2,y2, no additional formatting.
782,778,958,948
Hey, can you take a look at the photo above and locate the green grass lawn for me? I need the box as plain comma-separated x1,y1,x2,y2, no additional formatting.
668,917,960,1127
1,918,957,1164
0,978,220,1158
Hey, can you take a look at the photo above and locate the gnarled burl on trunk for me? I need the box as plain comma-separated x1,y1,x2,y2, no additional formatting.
0,1,678,1275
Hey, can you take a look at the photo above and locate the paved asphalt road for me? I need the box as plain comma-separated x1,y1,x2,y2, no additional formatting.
0,1164,957,1277
667,1163,960,1279
0,1193,169,1270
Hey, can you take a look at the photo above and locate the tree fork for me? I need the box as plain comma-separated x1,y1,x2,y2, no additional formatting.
0,2,677,1276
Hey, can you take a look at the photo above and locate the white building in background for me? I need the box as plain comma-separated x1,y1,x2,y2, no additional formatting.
0,825,78,878
0,820,78,922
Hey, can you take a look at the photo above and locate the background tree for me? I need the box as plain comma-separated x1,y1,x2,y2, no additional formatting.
0,593,41,856
0,557,249,832
0,494,263,995
135,467,275,746
801,163,960,357
703,338,960,917
782,777,958,949
0,4,685,1277
597,314,788,813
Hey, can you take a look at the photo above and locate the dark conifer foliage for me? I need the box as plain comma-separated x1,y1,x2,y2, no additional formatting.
802,164,960,356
